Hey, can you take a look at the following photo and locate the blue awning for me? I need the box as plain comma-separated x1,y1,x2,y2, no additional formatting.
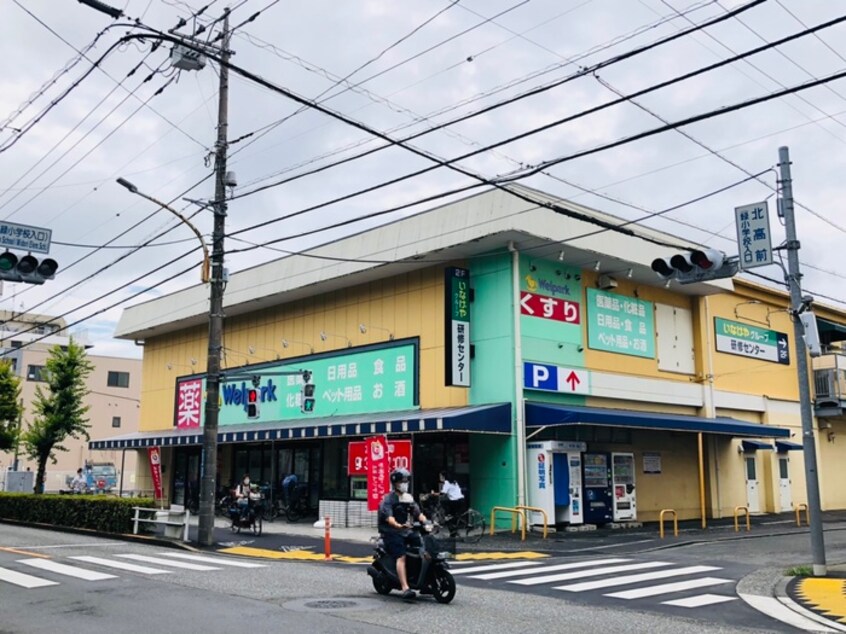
525,402,790,438
776,440,803,452
741,439,774,452
89,403,512,450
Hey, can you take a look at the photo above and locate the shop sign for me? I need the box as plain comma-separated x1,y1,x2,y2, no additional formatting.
445,267,471,387
586,288,654,358
173,341,418,427
348,439,412,476
148,447,163,500
714,317,789,365
366,435,390,512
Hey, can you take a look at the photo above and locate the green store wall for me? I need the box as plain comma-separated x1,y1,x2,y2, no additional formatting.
467,253,517,518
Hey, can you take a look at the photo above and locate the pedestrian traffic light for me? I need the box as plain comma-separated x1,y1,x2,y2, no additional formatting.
650,248,737,285
301,370,315,414
246,388,260,419
0,251,58,285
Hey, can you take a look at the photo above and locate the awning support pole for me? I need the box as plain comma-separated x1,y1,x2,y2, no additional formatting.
698,432,706,529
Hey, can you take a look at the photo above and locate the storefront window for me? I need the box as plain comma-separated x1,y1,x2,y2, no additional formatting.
322,439,348,499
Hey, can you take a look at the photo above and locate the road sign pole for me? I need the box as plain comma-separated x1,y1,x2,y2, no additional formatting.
778,145,826,576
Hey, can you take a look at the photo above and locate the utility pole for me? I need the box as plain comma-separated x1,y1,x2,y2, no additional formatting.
198,8,230,547
778,145,827,576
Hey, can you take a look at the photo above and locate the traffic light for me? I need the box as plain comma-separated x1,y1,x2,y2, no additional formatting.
0,251,58,285
301,370,315,414
246,388,260,419
650,248,737,285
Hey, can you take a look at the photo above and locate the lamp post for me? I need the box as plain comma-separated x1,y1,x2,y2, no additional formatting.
116,178,210,283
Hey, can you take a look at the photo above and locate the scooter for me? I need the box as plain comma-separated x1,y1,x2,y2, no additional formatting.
367,522,456,604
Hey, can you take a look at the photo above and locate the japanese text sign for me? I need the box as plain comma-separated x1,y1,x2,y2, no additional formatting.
735,201,773,270
586,288,654,358
445,267,471,387
173,342,418,427
348,439,412,476
366,435,390,512
148,447,163,500
0,221,52,254
714,317,789,365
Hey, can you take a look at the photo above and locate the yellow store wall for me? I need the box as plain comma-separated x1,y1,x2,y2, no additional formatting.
138,267,468,432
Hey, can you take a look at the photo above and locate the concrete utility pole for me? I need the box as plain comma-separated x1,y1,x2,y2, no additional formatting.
778,145,827,576
198,8,231,547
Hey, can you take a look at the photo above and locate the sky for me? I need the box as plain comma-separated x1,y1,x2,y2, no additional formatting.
1,0,846,360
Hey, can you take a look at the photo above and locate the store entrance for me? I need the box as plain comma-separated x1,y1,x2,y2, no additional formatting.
172,447,201,510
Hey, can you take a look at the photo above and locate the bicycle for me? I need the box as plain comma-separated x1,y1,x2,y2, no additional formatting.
420,494,485,544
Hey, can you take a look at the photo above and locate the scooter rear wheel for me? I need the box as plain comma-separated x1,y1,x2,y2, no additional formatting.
372,574,392,596
432,569,456,604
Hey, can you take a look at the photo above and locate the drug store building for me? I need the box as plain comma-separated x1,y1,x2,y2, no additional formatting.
91,184,846,527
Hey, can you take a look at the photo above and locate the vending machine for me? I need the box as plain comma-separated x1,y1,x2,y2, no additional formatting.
526,440,586,527
582,452,613,525
611,452,637,521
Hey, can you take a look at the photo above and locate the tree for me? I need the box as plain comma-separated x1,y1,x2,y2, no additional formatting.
22,340,93,494
0,359,22,452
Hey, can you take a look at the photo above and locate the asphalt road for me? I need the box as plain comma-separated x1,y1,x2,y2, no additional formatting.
0,522,816,634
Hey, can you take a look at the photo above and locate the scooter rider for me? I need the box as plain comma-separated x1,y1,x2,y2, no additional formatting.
378,468,428,600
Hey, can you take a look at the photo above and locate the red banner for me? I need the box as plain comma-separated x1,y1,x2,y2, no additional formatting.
366,435,390,512
348,439,412,476
148,447,163,501
520,291,580,324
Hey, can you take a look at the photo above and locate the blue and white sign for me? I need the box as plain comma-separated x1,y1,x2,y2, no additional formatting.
0,221,52,254
735,201,772,271
523,362,590,395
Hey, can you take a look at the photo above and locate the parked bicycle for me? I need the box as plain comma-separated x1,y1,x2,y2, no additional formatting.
420,494,485,543
281,482,313,522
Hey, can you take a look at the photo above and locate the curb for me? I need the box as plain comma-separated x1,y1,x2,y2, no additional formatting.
0,518,199,552
776,576,846,633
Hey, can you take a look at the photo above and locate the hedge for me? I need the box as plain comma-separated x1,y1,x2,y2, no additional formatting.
0,493,155,534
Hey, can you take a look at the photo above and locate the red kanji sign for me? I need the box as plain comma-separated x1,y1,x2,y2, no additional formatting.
520,291,580,324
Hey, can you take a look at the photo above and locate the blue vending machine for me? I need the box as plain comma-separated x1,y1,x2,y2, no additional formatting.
582,452,613,525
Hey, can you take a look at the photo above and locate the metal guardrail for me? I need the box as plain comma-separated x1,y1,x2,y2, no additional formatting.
734,506,750,532
659,509,678,538
515,505,549,539
795,503,809,527
490,506,526,541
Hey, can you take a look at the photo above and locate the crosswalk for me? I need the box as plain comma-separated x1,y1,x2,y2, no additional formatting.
451,556,738,609
0,552,266,590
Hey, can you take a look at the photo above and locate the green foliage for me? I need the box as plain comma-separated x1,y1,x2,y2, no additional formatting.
0,359,22,451
0,493,155,534
785,565,814,577
21,339,94,493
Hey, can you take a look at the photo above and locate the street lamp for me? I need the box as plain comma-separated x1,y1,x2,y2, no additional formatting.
116,178,210,283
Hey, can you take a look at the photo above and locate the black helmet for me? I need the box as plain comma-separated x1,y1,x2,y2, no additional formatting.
390,468,410,485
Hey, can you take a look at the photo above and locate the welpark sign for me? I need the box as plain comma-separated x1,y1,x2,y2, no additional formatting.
174,341,419,428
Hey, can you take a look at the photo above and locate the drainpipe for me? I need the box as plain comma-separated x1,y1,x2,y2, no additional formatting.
509,241,526,507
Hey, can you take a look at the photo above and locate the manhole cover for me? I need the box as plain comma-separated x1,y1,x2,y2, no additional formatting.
305,600,358,610
283,597,382,613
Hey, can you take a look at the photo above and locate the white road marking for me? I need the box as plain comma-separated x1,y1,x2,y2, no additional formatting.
450,561,543,575
741,593,840,633
557,565,722,592
606,576,732,599
70,556,171,575
19,559,116,581
157,553,266,568
510,561,671,586
662,593,737,608
0,566,58,588
471,558,631,581
117,554,220,571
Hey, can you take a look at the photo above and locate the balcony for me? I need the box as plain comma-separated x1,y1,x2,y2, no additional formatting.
813,353,846,418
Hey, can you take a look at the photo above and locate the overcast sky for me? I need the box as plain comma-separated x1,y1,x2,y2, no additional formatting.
1,0,845,360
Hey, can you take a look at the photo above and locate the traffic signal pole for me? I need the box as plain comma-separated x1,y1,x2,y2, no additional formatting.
198,8,230,547
778,145,827,576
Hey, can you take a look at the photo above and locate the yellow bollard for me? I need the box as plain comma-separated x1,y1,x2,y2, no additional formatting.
659,509,678,538
734,506,750,532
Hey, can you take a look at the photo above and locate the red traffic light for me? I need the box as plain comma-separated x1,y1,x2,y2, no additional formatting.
247,389,258,403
